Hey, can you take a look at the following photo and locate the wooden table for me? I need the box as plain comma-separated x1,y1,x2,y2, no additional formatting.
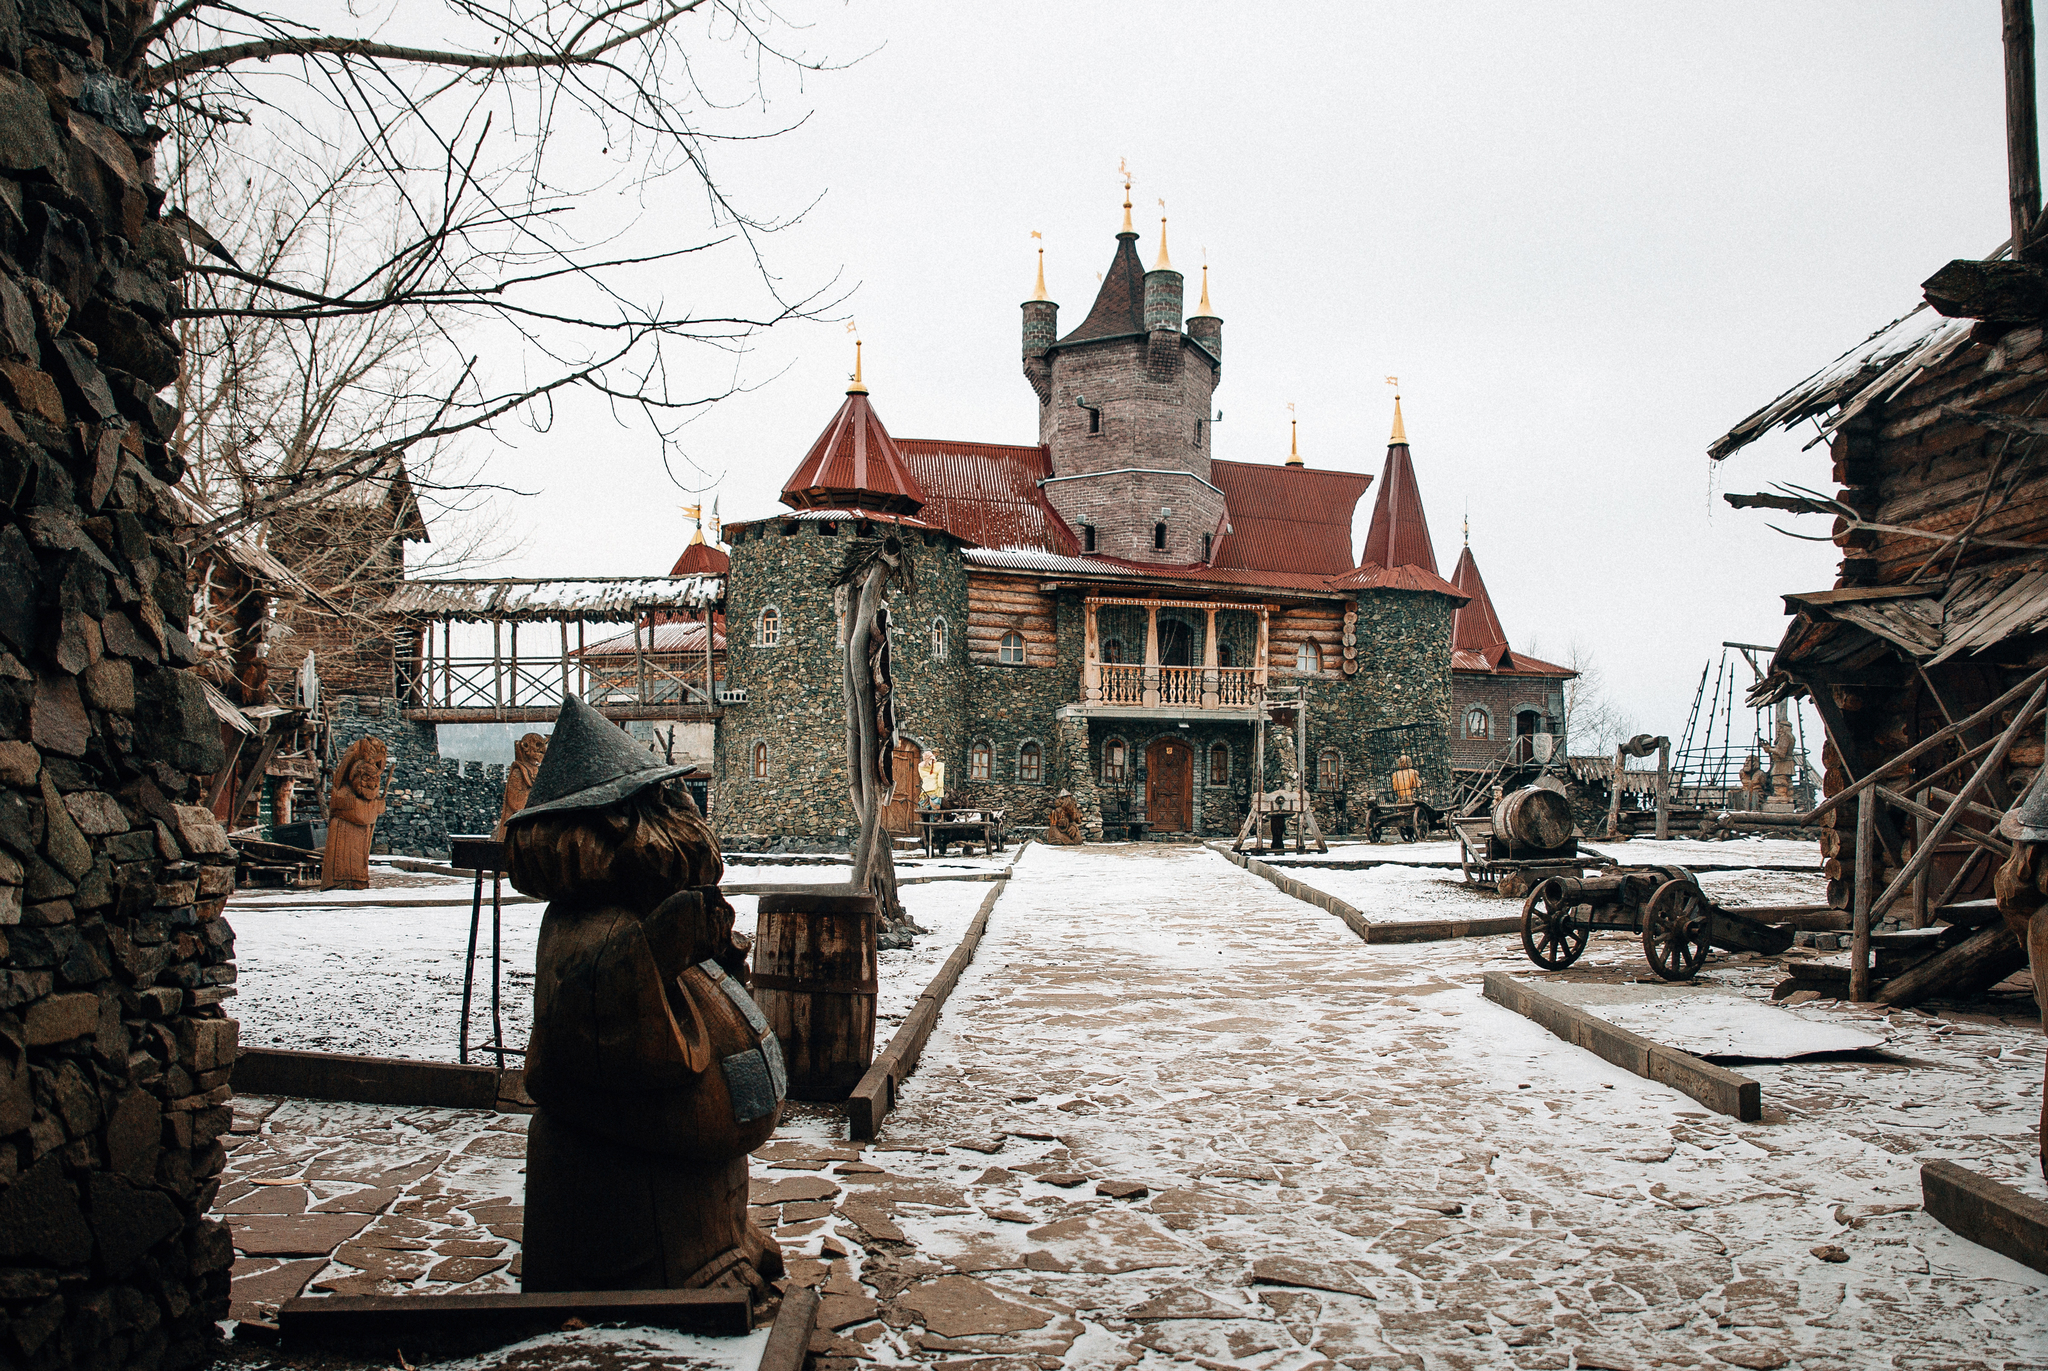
918,809,1006,857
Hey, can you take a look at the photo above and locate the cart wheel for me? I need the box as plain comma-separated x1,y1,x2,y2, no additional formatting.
1521,878,1589,970
1643,879,1710,981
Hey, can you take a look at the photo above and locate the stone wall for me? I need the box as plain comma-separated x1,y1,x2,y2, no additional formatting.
717,521,968,844
0,9,244,1365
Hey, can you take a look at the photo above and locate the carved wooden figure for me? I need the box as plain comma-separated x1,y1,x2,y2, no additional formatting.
1046,790,1086,845
1389,754,1422,805
506,694,785,1293
320,737,388,890
495,731,549,838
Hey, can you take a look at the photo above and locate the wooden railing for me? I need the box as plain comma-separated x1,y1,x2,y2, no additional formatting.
1084,663,1263,710
400,651,714,711
1100,663,1144,705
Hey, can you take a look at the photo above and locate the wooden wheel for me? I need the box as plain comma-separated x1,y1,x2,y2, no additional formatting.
1643,878,1710,981
1521,878,1589,971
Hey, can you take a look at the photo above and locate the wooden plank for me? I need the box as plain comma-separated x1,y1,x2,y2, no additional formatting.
1922,1159,2048,1276
235,1047,503,1111
1874,921,2027,1005
277,1289,751,1345
760,1286,820,1371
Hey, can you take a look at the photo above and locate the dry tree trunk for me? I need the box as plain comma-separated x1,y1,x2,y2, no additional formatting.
841,555,905,928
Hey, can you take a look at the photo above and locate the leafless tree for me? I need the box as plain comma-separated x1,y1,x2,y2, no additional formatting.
1527,637,1636,756
115,0,844,555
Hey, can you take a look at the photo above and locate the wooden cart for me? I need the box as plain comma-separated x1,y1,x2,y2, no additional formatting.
1519,865,1797,981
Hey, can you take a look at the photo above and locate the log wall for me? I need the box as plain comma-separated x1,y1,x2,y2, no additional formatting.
966,575,1055,667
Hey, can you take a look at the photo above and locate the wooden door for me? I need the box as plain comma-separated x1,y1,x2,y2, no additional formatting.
1146,738,1192,833
882,740,920,835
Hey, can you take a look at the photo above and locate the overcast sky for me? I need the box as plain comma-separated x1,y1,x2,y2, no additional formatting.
436,0,2016,755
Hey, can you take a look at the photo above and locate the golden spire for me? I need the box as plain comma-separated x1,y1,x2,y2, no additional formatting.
1119,161,1134,235
1390,393,1407,444
1197,264,1212,315
1287,418,1303,467
1154,212,1172,271
1031,246,1048,302
847,339,867,395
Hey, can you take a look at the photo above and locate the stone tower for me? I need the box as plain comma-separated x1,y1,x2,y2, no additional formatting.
1022,195,1224,565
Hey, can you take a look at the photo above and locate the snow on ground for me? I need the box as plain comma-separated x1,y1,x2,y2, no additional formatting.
1267,861,1488,924
1584,835,1823,868
1695,867,1831,907
230,862,1006,1062
222,843,2045,1368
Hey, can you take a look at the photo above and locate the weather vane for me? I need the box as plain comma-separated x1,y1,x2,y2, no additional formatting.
1385,375,1399,391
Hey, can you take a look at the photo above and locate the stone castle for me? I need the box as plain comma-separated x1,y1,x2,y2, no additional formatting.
713,193,1575,843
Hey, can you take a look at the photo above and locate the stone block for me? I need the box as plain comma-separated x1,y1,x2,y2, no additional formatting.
62,789,127,836
0,1156,92,1265
25,990,100,1044
38,771,92,878
168,804,230,856
198,864,232,896
133,669,223,774
31,669,89,757
0,739,39,786
81,657,132,714
87,1172,182,1277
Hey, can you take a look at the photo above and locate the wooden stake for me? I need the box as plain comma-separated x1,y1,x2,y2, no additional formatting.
2010,0,2042,255
1913,787,1931,929
1851,787,1877,1002
1606,744,1625,839
1655,740,1671,840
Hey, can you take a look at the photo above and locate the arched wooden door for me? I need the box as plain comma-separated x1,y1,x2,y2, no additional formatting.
882,740,921,835
1146,738,1192,833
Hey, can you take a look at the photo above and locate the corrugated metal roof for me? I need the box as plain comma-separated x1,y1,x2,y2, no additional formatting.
781,390,926,513
1450,545,1508,653
1056,233,1147,346
896,439,1079,554
1359,441,1439,573
1451,647,1575,677
1327,562,1470,600
961,548,1469,600
725,508,941,533
1708,299,1975,462
577,621,725,656
670,537,729,575
381,576,722,621
1208,460,1373,576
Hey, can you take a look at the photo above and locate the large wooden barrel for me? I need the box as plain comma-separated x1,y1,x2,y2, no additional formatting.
1494,787,1575,850
752,888,878,1101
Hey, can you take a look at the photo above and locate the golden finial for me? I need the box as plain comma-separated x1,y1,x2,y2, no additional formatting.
1119,158,1134,235
1287,406,1302,467
848,339,867,395
1386,376,1405,443
1154,200,1172,271
1197,263,1213,315
1030,231,1048,301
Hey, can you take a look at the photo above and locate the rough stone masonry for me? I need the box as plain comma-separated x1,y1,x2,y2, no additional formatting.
0,4,243,1369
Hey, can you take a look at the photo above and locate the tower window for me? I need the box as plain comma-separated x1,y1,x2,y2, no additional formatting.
1082,523,1096,553
1088,407,1101,434
1000,631,1026,665
1202,532,1213,562
1195,419,1205,446
1318,748,1342,792
756,606,779,647
931,617,948,660
1153,522,1167,551
752,741,769,780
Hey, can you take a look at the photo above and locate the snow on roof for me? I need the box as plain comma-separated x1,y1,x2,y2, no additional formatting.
1707,301,1976,462
381,576,722,621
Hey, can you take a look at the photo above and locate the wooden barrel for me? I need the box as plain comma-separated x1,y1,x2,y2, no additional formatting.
752,888,878,1101
1494,787,1575,850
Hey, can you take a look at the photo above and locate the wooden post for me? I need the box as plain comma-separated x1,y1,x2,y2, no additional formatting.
1142,605,1160,706
1083,601,1100,702
2009,0,2042,255
1253,711,1265,849
1606,745,1626,839
509,622,519,708
1913,787,1932,929
559,619,570,702
1255,606,1270,694
634,614,648,704
442,619,452,708
577,620,586,701
1851,787,1877,1003
1202,607,1219,708
1296,684,1309,853
1655,740,1671,840
492,620,503,708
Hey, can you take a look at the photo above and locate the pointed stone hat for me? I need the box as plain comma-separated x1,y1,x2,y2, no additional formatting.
2000,746,2048,843
501,694,692,826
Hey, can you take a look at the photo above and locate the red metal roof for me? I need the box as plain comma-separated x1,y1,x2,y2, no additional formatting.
1327,561,1470,600
962,547,1468,600
578,620,726,657
1452,647,1575,678
1450,545,1507,652
1208,460,1374,576
1359,441,1438,574
1057,232,1148,346
781,389,926,515
669,536,730,576
895,439,1079,554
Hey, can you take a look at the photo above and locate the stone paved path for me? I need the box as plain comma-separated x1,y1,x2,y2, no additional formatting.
220,844,2048,1370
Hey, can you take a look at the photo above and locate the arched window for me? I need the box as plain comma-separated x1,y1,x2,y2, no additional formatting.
1153,522,1167,550
1295,641,1317,673
969,739,992,781
1216,643,1234,668
1000,632,1026,665
1101,637,1125,665
931,617,948,660
1018,740,1042,782
1318,748,1342,792
756,605,779,647
1466,706,1491,739
752,741,769,780
1209,741,1229,787
1103,738,1128,785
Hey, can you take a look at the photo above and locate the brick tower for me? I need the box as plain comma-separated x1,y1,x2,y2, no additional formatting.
1022,189,1224,564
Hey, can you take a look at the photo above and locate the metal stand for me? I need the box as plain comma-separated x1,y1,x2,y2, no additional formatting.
451,835,513,1067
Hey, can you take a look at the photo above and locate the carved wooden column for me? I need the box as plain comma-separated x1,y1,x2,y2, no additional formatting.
1142,605,1161,707
1084,601,1101,702
1202,608,1219,708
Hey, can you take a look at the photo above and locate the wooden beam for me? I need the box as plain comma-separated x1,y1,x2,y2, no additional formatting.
1852,788,1877,1002
1876,787,2012,860
1875,921,2027,1006
228,731,283,830
2009,0,2042,257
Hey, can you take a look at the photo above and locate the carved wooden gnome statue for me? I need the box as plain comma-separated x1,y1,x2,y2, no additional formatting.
503,695,786,1292
320,737,388,890
494,731,549,838
1993,761,2048,1176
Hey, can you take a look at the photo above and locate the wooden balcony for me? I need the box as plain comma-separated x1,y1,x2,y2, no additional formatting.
1078,597,1269,718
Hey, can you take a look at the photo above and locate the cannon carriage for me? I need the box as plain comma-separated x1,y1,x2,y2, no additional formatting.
1519,866,1796,981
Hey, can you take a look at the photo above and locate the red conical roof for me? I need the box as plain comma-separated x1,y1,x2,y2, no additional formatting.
1450,544,1509,662
780,386,926,516
670,533,729,576
1359,440,1437,574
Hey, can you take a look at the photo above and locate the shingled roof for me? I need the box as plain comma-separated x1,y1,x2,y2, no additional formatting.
1056,230,1148,346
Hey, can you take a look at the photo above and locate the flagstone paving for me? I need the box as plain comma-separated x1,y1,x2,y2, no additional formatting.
219,843,2048,1370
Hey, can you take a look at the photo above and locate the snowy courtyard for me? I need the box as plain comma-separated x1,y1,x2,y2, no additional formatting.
217,839,2047,1369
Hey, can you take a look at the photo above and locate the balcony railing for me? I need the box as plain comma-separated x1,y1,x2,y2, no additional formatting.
1080,595,1272,713
400,651,714,711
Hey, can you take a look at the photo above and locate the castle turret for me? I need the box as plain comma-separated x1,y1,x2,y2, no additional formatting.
1359,392,1438,573
1022,246,1056,402
1143,216,1183,334
780,343,926,517
1186,264,1222,365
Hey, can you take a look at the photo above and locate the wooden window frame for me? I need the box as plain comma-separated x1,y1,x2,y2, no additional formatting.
752,740,769,780
999,631,1026,666
1102,737,1128,786
1295,641,1317,673
1017,740,1042,783
1208,741,1229,787
969,739,992,781
931,616,948,661
756,605,780,648
1317,747,1342,792
1465,706,1491,739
